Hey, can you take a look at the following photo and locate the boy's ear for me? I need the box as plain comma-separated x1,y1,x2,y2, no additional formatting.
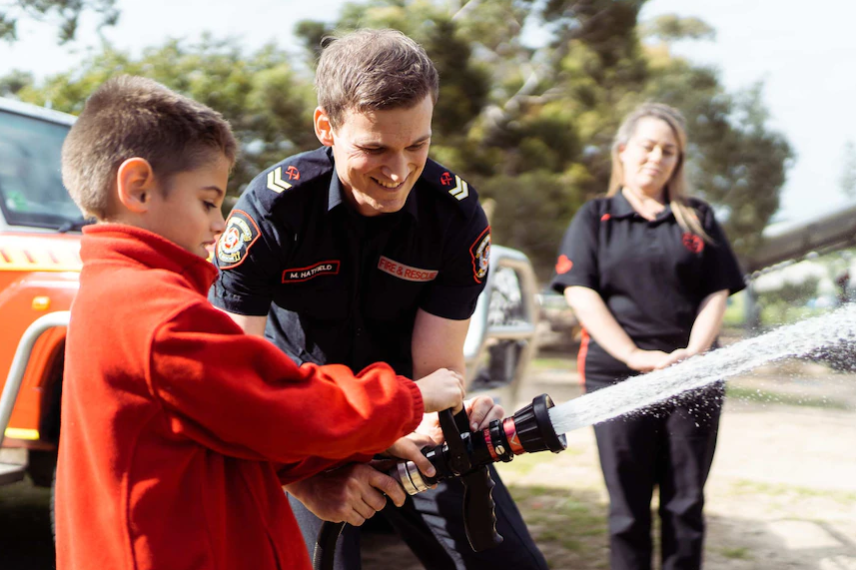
116,158,157,213
314,107,335,147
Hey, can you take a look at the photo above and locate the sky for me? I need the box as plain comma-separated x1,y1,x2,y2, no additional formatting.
1,0,853,226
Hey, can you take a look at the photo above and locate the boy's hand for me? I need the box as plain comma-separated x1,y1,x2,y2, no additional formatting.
382,432,437,479
286,464,406,526
415,368,465,413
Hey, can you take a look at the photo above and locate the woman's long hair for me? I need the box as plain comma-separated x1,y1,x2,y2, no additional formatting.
607,103,710,241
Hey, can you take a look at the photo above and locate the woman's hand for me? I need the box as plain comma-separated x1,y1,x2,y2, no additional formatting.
654,348,696,370
625,348,672,372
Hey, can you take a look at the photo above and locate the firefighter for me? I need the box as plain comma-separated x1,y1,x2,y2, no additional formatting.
211,28,548,570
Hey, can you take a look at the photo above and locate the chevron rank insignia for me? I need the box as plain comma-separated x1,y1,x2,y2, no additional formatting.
447,174,469,201
266,167,293,193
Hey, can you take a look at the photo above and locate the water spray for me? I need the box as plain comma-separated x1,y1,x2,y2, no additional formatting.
313,394,567,570
314,303,856,569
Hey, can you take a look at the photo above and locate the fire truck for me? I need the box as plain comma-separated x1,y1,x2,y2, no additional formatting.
0,98,82,488
0,96,539,493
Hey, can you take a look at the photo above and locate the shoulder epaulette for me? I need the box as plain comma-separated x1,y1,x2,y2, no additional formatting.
420,158,480,213
243,147,333,213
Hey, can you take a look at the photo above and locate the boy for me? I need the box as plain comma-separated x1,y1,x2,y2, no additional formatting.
55,75,465,570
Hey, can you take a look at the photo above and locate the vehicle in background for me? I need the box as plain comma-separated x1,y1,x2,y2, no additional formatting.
0,98,83,488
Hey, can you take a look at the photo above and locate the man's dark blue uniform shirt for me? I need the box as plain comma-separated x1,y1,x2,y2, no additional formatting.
210,147,490,377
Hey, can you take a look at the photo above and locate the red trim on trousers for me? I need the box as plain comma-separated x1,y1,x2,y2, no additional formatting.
578,328,589,387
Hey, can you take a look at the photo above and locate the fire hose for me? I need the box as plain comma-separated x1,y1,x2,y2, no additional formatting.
312,394,567,570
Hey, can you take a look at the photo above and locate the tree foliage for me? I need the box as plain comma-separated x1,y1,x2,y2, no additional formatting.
1,0,793,281
291,0,792,277
4,37,316,195
1,0,118,44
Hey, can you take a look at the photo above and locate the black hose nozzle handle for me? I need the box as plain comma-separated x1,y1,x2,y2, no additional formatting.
462,465,503,551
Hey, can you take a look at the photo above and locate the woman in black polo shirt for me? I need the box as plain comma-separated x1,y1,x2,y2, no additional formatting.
551,103,744,570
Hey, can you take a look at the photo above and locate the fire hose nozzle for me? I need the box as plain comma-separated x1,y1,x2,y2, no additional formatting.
390,394,567,496
511,393,567,454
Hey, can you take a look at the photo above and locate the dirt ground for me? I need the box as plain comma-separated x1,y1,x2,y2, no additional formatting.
1,356,855,569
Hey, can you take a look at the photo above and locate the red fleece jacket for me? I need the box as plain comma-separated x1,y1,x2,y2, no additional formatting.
55,224,423,570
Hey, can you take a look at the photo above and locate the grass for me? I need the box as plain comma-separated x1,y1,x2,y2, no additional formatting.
508,484,609,568
725,385,850,410
531,356,575,370
720,546,752,560
730,479,856,503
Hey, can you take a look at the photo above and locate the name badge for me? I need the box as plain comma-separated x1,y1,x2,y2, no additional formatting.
282,260,341,283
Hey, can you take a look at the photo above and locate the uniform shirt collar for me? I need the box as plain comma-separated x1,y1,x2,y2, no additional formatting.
612,188,673,222
327,173,344,212
326,163,420,222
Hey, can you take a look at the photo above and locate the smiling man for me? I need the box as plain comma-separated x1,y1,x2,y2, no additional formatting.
209,28,547,570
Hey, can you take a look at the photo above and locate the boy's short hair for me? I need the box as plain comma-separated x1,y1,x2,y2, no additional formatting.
315,29,439,128
61,75,237,220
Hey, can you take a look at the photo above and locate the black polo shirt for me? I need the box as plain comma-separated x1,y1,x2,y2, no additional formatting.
550,190,745,383
210,147,490,377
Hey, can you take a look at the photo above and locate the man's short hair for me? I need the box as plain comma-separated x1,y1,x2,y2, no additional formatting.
315,29,439,128
61,75,237,220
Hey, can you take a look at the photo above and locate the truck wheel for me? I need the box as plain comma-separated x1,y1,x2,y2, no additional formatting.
50,464,57,542
27,449,57,487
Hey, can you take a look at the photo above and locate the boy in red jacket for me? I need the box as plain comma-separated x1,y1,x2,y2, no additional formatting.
55,75,466,570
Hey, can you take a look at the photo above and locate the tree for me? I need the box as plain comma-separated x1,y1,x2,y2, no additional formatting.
4,0,793,281
294,0,791,278
1,0,118,44
6,36,317,195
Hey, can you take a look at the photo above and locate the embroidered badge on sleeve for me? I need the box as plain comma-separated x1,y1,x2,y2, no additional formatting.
682,232,705,254
469,227,491,284
556,254,573,274
217,210,261,269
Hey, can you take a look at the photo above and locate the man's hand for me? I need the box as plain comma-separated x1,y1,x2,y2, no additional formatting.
465,395,505,432
413,396,506,445
625,348,671,372
414,368,465,413
285,464,406,526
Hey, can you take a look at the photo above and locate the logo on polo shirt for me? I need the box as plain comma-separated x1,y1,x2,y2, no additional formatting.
556,254,573,274
470,227,491,284
282,260,341,283
682,232,705,254
217,210,260,270
377,256,438,282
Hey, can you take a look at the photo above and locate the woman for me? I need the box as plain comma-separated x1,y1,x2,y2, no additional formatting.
551,103,744,570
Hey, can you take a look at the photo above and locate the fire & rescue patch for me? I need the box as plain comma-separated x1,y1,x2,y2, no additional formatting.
469,227,491,284
217,210,260,270
377,256,438,282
